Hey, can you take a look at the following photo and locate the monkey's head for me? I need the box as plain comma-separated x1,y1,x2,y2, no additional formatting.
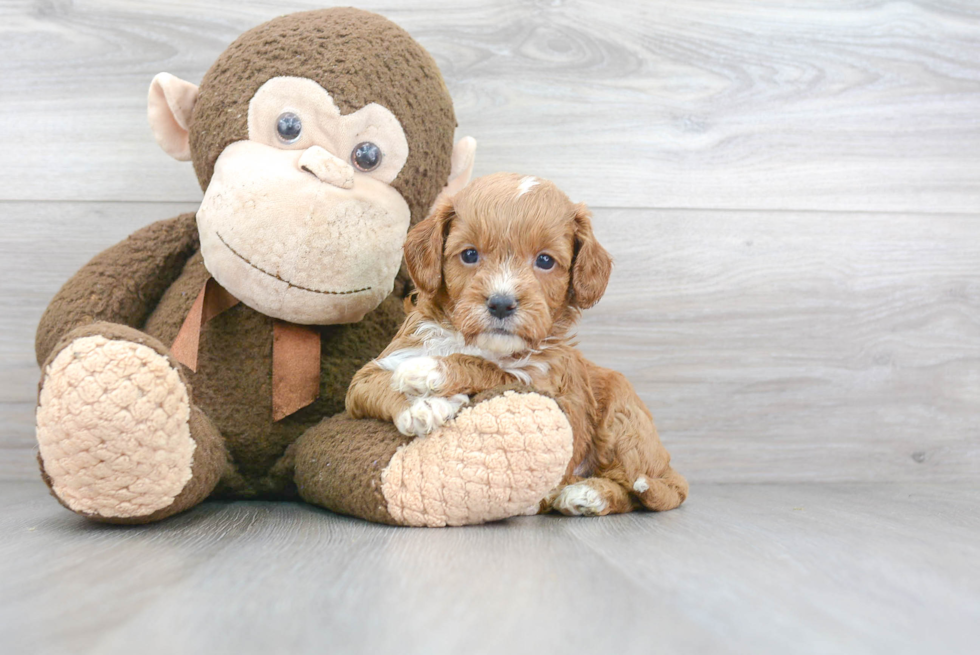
147,8,475,325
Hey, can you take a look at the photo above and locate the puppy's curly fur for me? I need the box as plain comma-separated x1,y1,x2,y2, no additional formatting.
347,173,688,516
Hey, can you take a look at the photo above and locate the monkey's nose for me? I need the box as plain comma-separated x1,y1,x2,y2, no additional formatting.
298,146,354,189
487,294,518,319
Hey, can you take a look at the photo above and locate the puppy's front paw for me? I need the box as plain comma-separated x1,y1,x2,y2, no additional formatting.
395,394,468,437
391,356,444,397
552,482,609,516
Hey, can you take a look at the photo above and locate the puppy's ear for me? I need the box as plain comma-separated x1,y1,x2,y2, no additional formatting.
570,204,612,309
405,198,454,295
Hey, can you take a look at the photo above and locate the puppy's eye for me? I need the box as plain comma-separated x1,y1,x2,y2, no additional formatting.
460,248,479,265
351,142,382,172
535,253,555,270
276,112,302,143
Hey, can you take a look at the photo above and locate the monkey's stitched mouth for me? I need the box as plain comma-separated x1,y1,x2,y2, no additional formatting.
215,232,372,296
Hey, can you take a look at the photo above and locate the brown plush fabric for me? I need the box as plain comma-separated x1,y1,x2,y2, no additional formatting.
291,412,414,525
35,213,199,366
36,322,230,524
142,245,406,495
189,7,456,226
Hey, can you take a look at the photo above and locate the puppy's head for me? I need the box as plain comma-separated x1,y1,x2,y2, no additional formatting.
405,172,612,355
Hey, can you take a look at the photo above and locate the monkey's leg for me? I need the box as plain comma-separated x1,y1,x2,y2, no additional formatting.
291,386,573,527
36,323,229,523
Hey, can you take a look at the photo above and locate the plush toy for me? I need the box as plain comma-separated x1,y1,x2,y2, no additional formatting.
33,8,573,527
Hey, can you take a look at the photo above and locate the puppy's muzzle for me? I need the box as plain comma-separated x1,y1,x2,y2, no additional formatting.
487,294,518,319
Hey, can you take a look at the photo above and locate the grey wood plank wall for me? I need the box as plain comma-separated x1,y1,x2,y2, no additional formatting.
1,0,977,482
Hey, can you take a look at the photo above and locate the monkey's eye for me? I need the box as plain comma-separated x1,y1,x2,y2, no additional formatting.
351,142,382,172
460,248,479,265
535,253,555,270
276,112,302,143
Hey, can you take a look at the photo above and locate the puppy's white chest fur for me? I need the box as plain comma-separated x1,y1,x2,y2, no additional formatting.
377,321,549,384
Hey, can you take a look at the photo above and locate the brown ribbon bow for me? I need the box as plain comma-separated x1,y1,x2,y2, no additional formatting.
170,278,321,421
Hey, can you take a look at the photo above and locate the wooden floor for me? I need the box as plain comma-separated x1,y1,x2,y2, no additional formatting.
2,479,978,655
1,1,978,653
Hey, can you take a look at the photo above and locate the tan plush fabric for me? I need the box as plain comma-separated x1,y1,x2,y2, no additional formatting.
247,76,410,185
147,72,197,161
381,391,573,527
36,335,196,518
197,139,412,325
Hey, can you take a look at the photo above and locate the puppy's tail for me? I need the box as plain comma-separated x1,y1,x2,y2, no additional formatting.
634,467,688,511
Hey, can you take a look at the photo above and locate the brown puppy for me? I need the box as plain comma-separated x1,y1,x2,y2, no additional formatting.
347,173,688,516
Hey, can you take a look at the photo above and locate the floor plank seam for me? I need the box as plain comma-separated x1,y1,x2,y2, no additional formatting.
1,199,978,219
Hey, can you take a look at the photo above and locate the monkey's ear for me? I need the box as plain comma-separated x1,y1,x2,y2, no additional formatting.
405,198,454,296
570,203,613,309
148,73,199,162
443,136,477,197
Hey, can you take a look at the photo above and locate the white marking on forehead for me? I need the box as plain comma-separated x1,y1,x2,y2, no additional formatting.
516,176,539,198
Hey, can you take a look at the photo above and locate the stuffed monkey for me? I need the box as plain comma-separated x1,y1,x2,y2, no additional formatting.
34,8,573,527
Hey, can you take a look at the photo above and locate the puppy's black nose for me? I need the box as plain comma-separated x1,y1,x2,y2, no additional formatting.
487,294,518,319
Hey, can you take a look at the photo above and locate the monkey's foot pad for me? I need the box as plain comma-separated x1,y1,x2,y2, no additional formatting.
36,336,196,519
381,391,573,527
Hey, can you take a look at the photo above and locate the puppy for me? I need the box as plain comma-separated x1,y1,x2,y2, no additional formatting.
346,173,688,516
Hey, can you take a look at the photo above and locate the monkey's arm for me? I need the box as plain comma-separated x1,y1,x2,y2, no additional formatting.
346,362,408,423
35,213,200,365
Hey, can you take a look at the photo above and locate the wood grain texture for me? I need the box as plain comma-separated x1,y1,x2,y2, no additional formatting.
582,208,980,483
1,479,977,654
2,202,977,482
1,0,979,210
